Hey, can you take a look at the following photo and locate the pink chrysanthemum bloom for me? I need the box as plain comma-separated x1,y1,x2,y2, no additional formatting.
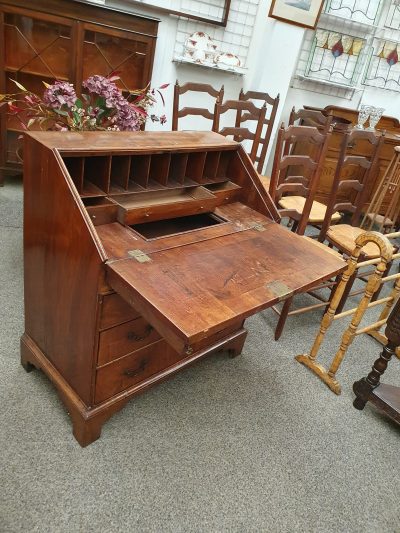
114,100,142,131
43,81,77,109
83,75,144,131
83,75,121,108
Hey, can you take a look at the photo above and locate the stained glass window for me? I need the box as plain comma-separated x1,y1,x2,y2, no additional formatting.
363,38,400,91
305,29,366,86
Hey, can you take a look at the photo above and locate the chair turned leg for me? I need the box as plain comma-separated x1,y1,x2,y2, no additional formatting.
275,296,293,340
353,378,373,410
353,395,367,410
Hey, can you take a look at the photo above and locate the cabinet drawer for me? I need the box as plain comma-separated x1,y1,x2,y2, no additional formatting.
95,340,183,403
99,293,140,330
98,317,161,366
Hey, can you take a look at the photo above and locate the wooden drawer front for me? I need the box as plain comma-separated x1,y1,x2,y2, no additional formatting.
119,197,219,225
98,317,161,365
95,340,182,403
99,293,140,330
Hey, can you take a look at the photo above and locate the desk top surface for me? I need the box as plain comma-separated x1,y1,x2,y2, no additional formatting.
106,220,345,353
26,131,238,152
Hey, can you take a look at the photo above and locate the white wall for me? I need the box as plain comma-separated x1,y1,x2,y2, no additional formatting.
88,0,394,172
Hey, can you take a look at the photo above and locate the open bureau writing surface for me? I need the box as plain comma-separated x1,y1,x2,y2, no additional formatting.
20,131,346,446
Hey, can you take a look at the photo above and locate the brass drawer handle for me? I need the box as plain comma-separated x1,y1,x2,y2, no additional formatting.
127,325,153,342
124,358,148,378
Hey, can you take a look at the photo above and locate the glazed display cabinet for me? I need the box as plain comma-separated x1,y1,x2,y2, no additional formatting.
0,0,159,185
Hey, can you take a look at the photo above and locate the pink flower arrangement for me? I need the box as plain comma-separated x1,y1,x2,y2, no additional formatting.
1,75,168,132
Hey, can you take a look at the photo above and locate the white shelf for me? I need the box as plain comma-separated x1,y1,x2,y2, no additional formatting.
295,74,357,91
172,55,247,75
319,12,379,32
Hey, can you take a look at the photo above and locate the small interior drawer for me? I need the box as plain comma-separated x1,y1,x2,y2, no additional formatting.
99,293,141,330
204,181,241,205
98,316,161,366
83,197,118,226
95,340,183,403
114,187,219,225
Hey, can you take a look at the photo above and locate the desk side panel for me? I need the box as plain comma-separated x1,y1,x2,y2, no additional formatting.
23,138,103,405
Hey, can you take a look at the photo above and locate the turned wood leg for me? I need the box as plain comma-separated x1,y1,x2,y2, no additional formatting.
335,270,357,314
0,170,4,187
353,379,373,410
371,261,392,302
353,340,396,410
274,296,293,341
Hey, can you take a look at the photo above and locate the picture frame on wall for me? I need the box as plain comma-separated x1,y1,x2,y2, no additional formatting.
268,0,325,29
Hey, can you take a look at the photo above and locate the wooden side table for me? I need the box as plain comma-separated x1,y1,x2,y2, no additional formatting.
353,298,400,425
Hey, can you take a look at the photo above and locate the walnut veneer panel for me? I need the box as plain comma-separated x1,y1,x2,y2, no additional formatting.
23,138,104,405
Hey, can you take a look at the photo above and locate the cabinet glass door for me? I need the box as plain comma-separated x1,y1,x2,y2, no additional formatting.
3,13,73,163
81,25,154,92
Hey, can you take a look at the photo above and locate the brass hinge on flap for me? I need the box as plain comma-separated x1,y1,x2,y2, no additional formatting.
128,249,151,263
265,281,293,302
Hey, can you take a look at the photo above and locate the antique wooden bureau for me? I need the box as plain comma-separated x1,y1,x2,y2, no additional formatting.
21,131,345,446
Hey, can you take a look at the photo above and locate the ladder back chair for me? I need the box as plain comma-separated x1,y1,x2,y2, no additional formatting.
270,109,337,229
237,89,280,173
283,108,333,178
288,107,333,133
318,129,389,313
213,99,267,164
319,129,385,251
172,81,224,131
269,123,331,236
259,107,332,196
271,131,387,340
360,145,400,234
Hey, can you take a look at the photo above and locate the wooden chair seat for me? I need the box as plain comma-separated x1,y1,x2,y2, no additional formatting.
302,236,342,258
326,224,393,259
259,174,270,191
366,212,394,227
278,196,341,224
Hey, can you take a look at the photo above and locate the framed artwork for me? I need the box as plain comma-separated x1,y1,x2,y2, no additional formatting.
268,0,325,29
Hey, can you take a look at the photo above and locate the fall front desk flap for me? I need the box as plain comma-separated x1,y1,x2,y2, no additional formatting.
106,223,345,354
